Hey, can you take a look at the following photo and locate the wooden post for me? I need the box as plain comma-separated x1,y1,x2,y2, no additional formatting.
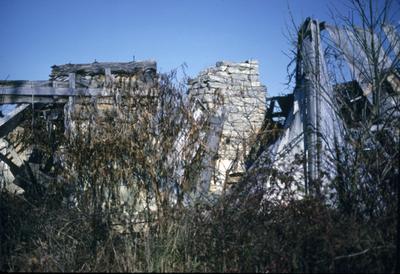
69,73,76,89
68,73,75,111
65,73,76,136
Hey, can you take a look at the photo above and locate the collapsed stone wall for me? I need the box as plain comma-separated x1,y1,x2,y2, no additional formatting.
188,60,266,194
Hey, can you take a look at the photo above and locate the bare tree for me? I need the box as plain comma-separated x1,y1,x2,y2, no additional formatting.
321,0,400,269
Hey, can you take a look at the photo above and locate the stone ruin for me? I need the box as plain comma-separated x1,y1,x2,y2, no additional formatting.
1,17,399,205
187,60,266,195
0,58,267,208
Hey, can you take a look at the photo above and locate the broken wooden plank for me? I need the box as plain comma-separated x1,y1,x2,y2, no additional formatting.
0,104,30,137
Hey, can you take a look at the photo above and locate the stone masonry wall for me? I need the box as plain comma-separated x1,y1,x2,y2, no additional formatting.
188,60,266,194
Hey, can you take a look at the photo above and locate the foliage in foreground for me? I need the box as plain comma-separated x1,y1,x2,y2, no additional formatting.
0,181,397,273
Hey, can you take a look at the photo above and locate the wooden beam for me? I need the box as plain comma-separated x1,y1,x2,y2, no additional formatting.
69,73,76,89
0,104,30,137
0,86,105,97
50,60,157,78
0,96,68,104
0,96,120,105
0,80,51,87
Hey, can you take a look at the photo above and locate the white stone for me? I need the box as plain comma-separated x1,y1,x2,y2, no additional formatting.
230,74,249,81
215,71,230,78
250,81,261,87
217,65,228,71
205,75,227,83
249,75,259,82
226,67,243,74
208,82,228,89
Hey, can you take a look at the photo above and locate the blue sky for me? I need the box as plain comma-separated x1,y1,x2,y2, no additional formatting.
1,0,350,96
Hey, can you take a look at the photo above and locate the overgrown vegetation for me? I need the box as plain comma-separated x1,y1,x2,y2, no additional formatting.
1,0,399,272
1,177,397,272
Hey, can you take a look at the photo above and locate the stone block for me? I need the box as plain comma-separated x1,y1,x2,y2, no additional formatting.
208,81,228,89
249,75,260,82
250,81,261,87
226,67,245,74
215,71,230,78
204,74,227,83
230,73,250,81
